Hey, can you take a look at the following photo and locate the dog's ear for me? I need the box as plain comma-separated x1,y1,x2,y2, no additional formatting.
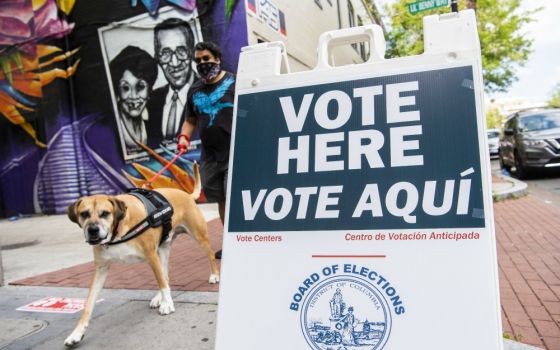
67,199,82,224
110,197,127,222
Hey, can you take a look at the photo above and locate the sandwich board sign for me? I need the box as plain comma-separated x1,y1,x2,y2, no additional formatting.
217,10,503,350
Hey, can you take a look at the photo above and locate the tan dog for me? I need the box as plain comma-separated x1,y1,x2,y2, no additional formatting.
63,167,219,347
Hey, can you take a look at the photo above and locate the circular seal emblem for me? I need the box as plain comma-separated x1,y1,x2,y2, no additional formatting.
300,275,391,350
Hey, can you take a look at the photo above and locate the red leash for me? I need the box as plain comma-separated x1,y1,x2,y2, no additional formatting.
143,149,186,188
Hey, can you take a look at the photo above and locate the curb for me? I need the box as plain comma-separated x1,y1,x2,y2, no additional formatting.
492,174,528,201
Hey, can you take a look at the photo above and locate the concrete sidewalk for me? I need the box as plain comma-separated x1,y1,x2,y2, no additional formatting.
1,180,559,349
0,285,219,350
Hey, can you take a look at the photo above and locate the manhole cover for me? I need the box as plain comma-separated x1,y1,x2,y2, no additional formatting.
0,318,48,348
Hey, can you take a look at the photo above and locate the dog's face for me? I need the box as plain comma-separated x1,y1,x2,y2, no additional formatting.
67,195,127,245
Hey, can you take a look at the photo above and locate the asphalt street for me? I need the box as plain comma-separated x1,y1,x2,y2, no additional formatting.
492,159,560,207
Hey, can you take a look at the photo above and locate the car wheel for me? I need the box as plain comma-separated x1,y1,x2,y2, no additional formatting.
514,151,530,179
499,154,511,172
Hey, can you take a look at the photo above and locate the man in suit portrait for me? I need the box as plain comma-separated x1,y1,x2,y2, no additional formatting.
147,18,195,147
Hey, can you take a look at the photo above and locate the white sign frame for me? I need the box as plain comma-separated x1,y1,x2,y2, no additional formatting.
216,10,502,350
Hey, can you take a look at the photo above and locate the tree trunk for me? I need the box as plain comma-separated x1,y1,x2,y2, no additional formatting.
464,0,477,10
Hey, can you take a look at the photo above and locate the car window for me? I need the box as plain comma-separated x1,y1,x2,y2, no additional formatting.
487,131,499,138
519,111,560,131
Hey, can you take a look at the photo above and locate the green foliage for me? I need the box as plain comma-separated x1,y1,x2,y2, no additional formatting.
486,106,504,129
383,0,539,94
503,332,523,342
548,83,560,108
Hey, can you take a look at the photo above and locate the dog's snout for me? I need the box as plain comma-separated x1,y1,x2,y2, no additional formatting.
88,224,100,236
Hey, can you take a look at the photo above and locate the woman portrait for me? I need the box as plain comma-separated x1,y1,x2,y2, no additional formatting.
109,46,158,153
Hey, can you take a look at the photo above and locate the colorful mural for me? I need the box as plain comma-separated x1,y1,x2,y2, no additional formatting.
0,0,247,217
1,0,76,147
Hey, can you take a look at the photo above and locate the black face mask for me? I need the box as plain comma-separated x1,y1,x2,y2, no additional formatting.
197,62,221,82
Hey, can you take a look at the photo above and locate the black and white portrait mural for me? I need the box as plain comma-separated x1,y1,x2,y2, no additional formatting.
99,7,203,160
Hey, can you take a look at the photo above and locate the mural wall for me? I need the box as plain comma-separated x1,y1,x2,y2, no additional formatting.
0,0,248,218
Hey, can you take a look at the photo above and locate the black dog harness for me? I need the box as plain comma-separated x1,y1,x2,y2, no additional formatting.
107,188,174,246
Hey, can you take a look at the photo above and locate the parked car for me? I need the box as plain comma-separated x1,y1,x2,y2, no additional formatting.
498,108,560,178
487,128,500,159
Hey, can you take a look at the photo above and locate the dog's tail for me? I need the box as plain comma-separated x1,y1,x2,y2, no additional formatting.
191,162,201,201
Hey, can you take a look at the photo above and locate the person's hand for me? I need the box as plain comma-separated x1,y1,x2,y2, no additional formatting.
177,134,190,153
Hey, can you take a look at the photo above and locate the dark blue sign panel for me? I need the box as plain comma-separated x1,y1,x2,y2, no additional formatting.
229,66,484,232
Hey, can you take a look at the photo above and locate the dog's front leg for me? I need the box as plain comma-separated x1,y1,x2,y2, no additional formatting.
150,243,172,309
146,250,175,315
64,264,109,347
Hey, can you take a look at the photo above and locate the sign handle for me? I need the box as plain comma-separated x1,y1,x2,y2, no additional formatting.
315,25,385,70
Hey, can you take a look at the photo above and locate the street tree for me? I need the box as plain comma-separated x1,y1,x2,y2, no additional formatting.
380,0,538,94
548,84,560,108
486,106,504,128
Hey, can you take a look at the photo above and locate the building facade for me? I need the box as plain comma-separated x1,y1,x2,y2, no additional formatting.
246,0,380,71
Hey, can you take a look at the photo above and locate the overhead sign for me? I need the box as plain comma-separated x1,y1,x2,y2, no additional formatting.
217,10,503,350
408,0,449,14
17,297,102,314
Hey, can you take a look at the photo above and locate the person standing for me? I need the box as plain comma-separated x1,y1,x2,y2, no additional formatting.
177,41,235,259
147,18,195,146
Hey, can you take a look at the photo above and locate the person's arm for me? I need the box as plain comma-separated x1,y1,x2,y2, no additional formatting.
177,90,197,152
177,117,196,151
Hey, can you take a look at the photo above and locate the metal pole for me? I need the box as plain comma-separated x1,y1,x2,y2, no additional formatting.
0,247,4,286
451,0,458,12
